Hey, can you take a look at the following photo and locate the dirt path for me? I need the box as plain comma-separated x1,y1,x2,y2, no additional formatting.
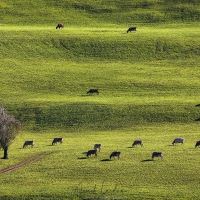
0,151,54,174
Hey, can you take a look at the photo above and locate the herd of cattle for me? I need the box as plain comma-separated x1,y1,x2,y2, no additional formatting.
51,25,196,160
23,137,200,160
86,89,200,160
87,138,200,160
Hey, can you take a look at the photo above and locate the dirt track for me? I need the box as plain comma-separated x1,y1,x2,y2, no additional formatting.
0,151,53,174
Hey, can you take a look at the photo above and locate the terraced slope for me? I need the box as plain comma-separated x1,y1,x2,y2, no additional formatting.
0,1,200,199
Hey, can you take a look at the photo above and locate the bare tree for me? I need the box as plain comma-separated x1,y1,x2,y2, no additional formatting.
0,106,21,159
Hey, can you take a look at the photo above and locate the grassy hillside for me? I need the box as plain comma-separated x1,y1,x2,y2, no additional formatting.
0,0,200,199
1,25,200,131
1,0,200,25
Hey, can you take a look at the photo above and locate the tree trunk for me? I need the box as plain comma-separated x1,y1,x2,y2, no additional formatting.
3,147,8,159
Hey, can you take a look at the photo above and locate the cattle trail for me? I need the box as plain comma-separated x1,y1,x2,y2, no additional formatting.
0,151,55,175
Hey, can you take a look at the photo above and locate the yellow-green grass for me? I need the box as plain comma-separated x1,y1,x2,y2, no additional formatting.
1,26,199,102
1,0,199,25
0,0,200,199
0,124,200,199
1,25,200,132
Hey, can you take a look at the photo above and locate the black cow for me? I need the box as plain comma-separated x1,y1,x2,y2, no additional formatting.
56,23,64,29
23,141,34,148
132,140,143,147
195,141,200,148
94,144,101,152
172,138,184,145
152,152,163,160
87,89,99,95
127,27,137,33
87,149,97,157
52,138,63,145
110,151,121,160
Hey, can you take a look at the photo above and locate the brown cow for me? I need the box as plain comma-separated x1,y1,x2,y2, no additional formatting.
56,24,64,29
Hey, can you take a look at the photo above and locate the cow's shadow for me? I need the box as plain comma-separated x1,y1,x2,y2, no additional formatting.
77,157,87,160
141,159,154,162
19,147,38,149
101,159,112,162
80,95,89,97
80,94,99,97
77,152,88,159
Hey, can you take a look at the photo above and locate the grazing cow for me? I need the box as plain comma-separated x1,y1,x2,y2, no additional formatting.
172,138,184,145
56,23,64,29
110,151,121,160
94,144,101,152
23,141,34,148
132,140,143,147
87,89,99,95
195,141,200,148
127,27,137,33
52,138,63,145
152,152,163,160
87,149,97,157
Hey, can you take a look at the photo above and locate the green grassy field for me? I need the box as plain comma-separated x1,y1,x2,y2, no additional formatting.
0,0,200,199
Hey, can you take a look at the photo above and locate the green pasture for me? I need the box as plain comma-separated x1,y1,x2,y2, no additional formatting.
0,125,200,199
1,0,199,25
0,0,200,199
0,24,199,199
